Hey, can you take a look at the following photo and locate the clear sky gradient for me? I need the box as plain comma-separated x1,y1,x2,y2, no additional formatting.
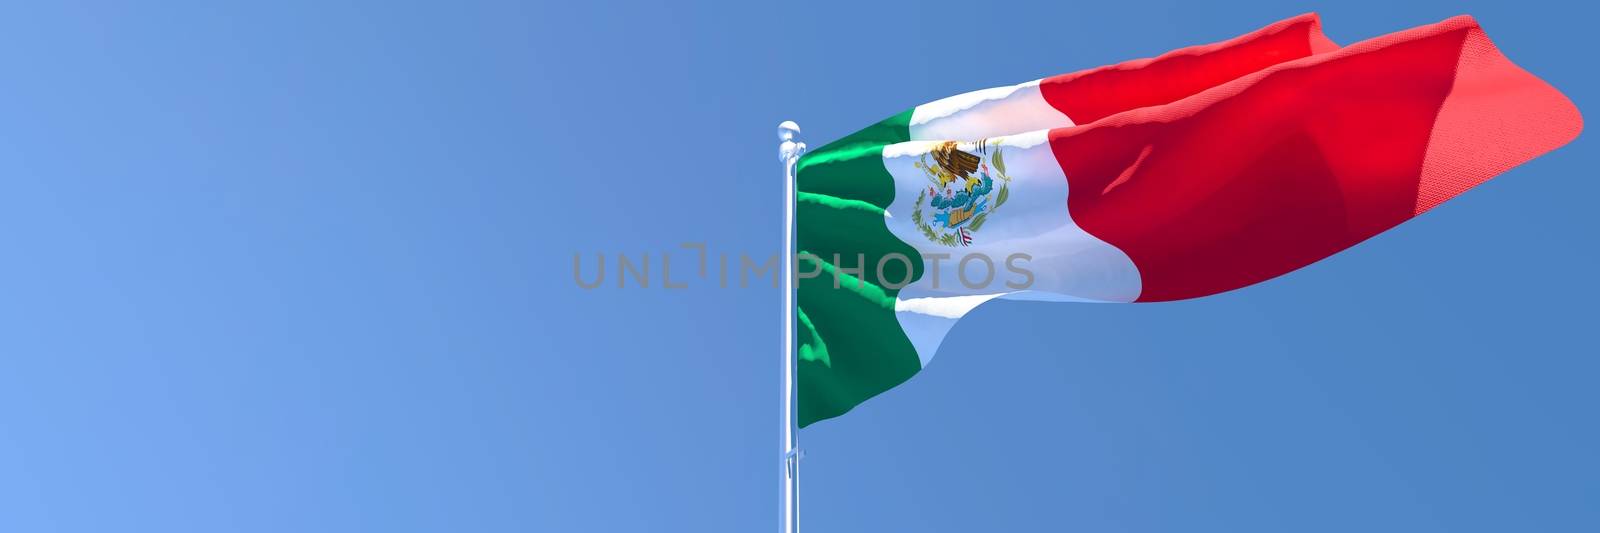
0,1,1594,531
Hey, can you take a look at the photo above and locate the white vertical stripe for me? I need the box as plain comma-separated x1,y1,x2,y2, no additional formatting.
881,130,1141,366
908,80,1075,141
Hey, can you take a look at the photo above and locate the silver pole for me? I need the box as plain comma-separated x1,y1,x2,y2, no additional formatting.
778,121,805,533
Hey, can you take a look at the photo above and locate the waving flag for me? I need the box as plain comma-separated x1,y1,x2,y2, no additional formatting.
795,14,1581,427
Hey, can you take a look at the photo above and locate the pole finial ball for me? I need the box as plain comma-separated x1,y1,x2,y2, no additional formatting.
778,121,801,142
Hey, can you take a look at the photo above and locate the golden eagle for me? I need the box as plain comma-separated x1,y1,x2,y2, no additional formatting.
931,141,980,182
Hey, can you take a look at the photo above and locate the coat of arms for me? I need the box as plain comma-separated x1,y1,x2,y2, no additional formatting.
911,139,1012,246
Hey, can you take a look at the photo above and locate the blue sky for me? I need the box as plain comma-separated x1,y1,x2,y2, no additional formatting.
0,1,1595,531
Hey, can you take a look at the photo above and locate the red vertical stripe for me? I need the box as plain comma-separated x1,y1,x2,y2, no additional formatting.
1049,16,1581,302
1041,13,1339,125
1415,29,1584,214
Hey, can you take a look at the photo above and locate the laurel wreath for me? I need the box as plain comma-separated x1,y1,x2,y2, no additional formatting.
911,189,963,247
911,142,1013,247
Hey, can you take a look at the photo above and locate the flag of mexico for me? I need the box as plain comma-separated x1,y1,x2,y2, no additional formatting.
794,14,1582,427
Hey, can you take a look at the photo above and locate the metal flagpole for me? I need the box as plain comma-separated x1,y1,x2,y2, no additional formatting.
778,121,805,533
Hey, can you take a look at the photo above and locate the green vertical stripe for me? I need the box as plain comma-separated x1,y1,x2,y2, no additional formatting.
796,109,926,427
